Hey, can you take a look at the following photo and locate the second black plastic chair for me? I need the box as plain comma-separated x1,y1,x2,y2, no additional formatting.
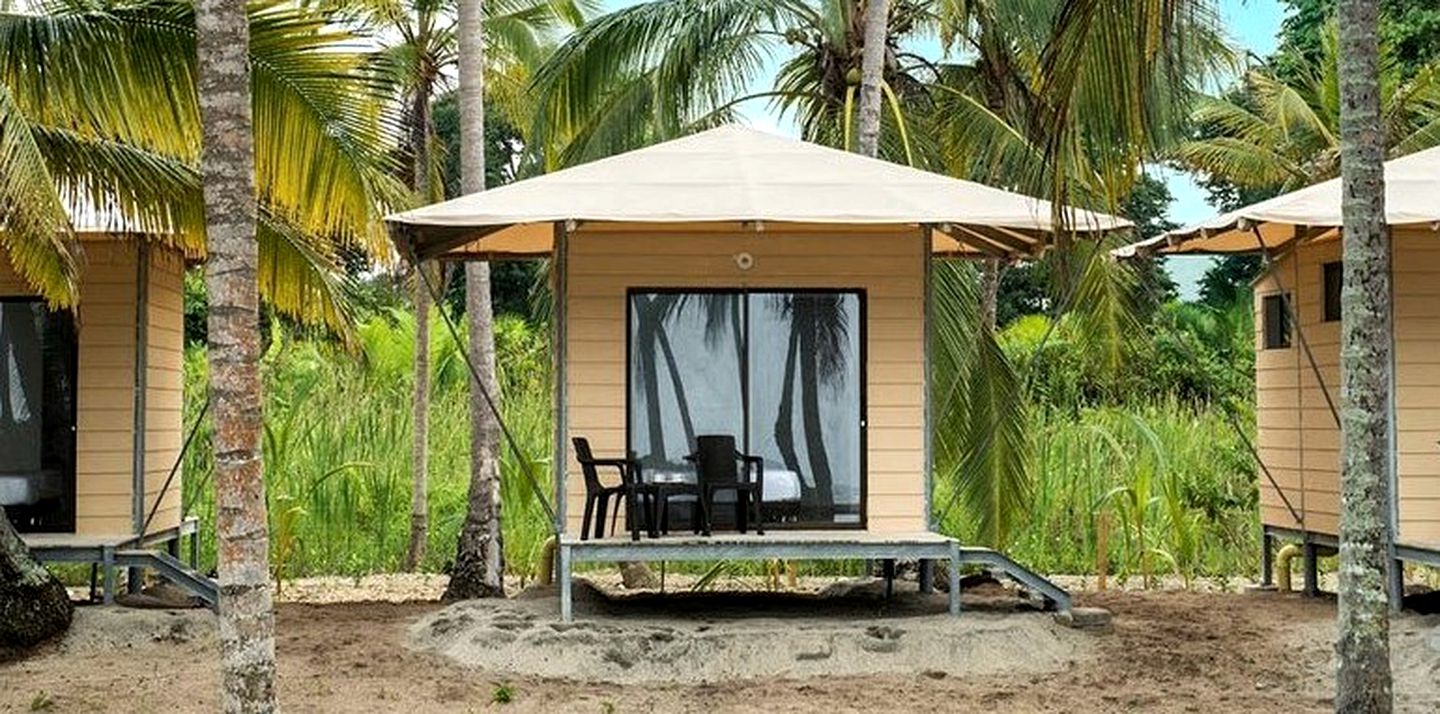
690,434,765,536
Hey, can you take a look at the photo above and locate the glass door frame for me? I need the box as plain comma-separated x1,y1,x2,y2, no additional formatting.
623,286,868,530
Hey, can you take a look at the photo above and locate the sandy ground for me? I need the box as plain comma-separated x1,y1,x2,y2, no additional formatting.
3,578,1438,713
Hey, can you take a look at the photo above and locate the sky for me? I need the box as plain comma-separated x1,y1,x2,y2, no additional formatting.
599,0,1292,298
1165,0,1287,298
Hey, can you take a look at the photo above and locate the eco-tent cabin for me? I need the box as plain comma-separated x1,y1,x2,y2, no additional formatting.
1118,145,1440,596
387,125,1127,619
2,228,203,604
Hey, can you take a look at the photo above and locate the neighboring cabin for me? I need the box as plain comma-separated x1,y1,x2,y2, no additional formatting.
1252,228,1440,550
1,236,186,539
1120,145,1440,592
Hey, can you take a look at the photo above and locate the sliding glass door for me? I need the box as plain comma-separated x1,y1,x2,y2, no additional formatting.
628,289,864,528
0,299,78,533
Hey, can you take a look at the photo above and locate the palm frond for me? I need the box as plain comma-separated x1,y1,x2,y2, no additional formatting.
931,260,1031,549
0,83,78,304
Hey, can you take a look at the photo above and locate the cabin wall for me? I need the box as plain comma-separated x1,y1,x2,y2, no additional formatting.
143,248,186,534
0,239,185,536
563,226,927,535
1255,228,1440,549
1254,240,1341,537
1393,228,1440,546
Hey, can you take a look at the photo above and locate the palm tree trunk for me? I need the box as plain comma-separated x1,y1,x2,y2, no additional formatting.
405,76,435,574
0,507,72,649
195,0,278,708
446,0,505,599
855,0,889,158
405,265,430,572
980,259,1002,330
1335,0,1394,709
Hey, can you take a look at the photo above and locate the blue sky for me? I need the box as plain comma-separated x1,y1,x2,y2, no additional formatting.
599,0,1292,297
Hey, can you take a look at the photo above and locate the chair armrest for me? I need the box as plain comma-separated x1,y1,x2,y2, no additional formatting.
589,457,632,468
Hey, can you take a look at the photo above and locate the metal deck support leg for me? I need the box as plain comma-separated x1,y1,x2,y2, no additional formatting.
1260,529,1275,588
189,529,200,570
1389,559,1405,612
918,559,934,595
101,546,116,605
948,543,961,616
559,542,573,623
882,559,896,599
1302,541,1319,597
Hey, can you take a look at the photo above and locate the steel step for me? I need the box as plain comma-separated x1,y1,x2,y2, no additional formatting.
957,547,1072,612
115,549,218,610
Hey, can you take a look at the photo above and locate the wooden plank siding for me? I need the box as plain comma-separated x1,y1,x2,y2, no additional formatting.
1254,239,1342,536
1255,228,1440,548
563,227,928,535
0,239,185,536
142,247,186,533
1393,228,1440,545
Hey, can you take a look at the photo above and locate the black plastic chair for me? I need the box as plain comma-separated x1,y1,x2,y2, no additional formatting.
690,435,764,536
573,437,651,540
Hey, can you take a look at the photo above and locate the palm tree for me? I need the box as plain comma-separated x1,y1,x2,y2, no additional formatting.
351,0,583,579
1176,24,1440,195
0,507,72,649
1335,0,1394,709
854,0,888,157
194,0,276,709
526,0,932,167
0,0,408,329
446,0,508,599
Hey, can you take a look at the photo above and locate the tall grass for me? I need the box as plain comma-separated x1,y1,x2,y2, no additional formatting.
182,311,555,581
999,400,1258,583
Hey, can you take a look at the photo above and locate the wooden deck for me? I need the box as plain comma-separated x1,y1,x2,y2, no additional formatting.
557,530,1071,622
20,518,202,605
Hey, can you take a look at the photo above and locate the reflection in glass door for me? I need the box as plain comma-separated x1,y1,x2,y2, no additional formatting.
0,299,78,533
748,293,862,525
627,293,744,473
627,289,864,528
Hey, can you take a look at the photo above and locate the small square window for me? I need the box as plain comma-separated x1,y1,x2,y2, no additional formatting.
1262,293,1291,350
1323,262,1342,322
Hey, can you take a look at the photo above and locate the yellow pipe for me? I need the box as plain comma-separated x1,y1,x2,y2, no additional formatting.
536,535,558,587
1275,543,1302,592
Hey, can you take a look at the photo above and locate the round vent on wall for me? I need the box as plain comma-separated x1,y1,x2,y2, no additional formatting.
734,252,755,270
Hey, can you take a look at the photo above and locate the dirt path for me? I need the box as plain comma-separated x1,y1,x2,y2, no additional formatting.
2,585,1437,713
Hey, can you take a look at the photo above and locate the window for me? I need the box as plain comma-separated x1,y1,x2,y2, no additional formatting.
628,290,864,528
0,299,78,532
1323,261,1343,323
1262,293,1291,350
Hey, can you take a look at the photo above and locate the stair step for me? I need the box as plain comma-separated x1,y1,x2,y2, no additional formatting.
115,549,219,610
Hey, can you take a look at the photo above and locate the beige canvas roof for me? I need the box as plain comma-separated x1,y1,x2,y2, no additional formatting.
1117,144,1440,258
385,124,1130,260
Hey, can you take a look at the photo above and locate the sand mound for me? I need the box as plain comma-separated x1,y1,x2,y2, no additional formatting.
57,607,215,655
410,579,1090,684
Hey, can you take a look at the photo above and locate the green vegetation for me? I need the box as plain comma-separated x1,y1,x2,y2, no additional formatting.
181,308,555,582
174,266,1263,586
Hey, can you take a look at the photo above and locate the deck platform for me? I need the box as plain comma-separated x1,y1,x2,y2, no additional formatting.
21,518,207,606
557,530,1070,621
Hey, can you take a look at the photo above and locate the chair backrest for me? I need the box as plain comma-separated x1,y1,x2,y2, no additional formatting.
571,437,604,492
694,434,741,487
